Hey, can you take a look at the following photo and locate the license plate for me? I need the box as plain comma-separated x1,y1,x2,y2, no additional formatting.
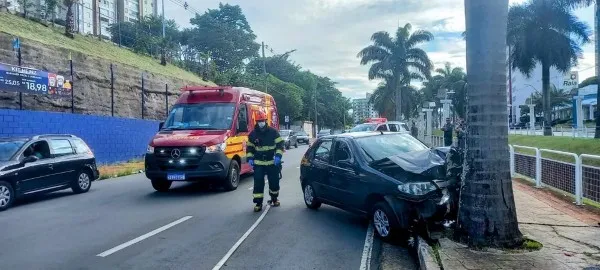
167,173,186,181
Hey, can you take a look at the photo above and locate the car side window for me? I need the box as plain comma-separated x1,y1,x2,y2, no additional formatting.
314,140,332,163
389,124,399,132
49,139,74,157
376,124,388,131
22,140,52,160
333,141,352,163
72,139,91,154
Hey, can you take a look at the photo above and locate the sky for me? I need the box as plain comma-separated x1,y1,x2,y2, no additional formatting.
162,0,597,101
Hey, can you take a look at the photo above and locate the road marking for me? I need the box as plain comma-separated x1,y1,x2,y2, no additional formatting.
212,205,271,270
359,223,375,270
96,216,193,257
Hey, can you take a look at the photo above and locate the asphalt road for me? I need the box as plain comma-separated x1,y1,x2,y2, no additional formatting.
0,145,416,270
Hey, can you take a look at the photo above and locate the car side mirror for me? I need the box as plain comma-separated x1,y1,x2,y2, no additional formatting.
159,122,165,130
22,156,39,164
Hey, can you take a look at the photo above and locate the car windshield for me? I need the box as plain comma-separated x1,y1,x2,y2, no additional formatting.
356,133,429,162
297,131,307,136
0,139,26,161
319,130,330,134
163,103,236,130
350,124,376,132
280,130,291,136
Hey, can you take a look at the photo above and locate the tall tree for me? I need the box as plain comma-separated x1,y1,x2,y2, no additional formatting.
188,3,260,71
507,0,590,135
63,0,75,38
17,0,33,18
458,0,523,247
357,23,434,121
44,0,58,24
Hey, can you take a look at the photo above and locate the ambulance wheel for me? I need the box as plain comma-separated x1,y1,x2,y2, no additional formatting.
223,160,240,191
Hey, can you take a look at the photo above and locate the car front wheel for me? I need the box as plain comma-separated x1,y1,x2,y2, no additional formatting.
303,183,321,209
151,179,172,192
72,170,92,194
0,181,15,211
372,201,401,242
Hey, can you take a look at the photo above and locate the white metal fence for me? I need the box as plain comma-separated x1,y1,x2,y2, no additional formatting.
509,126,599,138
430,136,600,205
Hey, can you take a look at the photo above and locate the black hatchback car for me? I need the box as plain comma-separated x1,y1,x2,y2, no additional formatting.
300,132,457,241
0,134,99,211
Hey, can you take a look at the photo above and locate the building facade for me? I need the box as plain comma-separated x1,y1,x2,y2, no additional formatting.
352,93,379,124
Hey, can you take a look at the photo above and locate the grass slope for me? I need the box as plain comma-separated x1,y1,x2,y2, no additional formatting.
0,12,212,85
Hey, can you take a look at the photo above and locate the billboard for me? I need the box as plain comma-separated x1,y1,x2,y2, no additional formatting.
562,71,579,89
0,62,72,97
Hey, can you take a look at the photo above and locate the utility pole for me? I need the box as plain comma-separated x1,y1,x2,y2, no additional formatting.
262,41,267,94
160,0,166,65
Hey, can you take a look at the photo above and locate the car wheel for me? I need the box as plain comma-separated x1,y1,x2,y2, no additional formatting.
303,183,321,209
294,142,298,148
0,181,15,211
72,170,92,194
223,160,240,191
372,201,400,242
151,179,172,192
285,142,290,150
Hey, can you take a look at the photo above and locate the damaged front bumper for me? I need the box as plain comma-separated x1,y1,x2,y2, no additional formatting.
385,187,458,231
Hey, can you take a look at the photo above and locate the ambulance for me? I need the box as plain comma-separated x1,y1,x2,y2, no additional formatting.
144,86,279,192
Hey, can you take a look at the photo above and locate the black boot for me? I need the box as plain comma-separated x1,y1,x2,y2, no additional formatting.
254,203,263,212
268,198,280,207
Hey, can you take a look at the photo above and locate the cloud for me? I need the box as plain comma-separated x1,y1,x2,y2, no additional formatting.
164,0,596,100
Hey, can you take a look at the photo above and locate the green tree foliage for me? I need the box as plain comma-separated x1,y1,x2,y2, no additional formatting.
529,85,572,116
508,0,590,135
358,23,434,121
188,3,260,71
109,16,180,60
434,62,467,118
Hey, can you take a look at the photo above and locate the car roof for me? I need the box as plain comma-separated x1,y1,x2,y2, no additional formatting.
0,134,79,142
319,131,405,140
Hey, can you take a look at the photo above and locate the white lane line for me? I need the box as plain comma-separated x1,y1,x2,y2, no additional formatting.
359,223,375,270
212,205,271,270
96,216,193,257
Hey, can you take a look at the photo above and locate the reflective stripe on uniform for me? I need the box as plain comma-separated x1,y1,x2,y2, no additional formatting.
269,189,279,195
253,193,264,198
246,141,255,147
256,145,276,151
246,152,254,157
275,149,284,155
255,160,275,165
275,137,283,143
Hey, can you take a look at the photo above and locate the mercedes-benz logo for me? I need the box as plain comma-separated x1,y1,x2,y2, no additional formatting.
171,149,181,159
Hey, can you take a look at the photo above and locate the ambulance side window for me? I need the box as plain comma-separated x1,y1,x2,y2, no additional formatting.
237,104,249,133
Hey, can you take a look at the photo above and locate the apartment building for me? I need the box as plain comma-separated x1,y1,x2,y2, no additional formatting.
118,0,157,23
352,93,379,124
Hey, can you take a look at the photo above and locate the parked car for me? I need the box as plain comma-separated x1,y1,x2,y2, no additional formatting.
295,131,310,144
299,132,458,241
280,130,298,149
0,134,99,211
316,129,332,139
349,121,409,133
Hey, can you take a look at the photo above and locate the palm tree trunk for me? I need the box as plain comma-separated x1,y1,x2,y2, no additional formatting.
542,64,552,136
595,3,600,139
457,0,522,248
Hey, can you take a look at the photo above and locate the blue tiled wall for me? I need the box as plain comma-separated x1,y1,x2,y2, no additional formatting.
0,109,159,164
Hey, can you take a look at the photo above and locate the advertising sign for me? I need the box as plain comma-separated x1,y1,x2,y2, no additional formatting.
563,71,579,89
0,62,72,97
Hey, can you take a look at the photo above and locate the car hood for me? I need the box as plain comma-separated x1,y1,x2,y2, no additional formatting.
151,130,229,147
370,147,450,180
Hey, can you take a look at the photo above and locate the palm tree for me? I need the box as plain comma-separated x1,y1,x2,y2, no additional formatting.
369,82,422,119
63,0,75,38
358,23,434,121
435,62,467,118
458,0,523,248
508,0,590,136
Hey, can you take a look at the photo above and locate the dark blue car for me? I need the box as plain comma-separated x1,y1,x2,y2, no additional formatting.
299,132,457,242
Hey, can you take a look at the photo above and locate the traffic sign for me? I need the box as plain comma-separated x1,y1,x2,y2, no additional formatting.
12,38,20,50
284,115,289,123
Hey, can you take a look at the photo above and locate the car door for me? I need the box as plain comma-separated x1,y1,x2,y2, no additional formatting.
16,140,56,194
48,138,78,186
328,139,363,207
308,139,334,201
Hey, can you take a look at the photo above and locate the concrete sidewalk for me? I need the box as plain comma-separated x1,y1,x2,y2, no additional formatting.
438,180,600,270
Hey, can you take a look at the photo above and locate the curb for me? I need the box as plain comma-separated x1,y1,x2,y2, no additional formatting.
416,236,441,270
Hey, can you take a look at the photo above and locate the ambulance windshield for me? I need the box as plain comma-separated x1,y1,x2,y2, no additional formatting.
163,103,236,130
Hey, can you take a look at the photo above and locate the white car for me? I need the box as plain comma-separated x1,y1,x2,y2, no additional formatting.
349,121,409,133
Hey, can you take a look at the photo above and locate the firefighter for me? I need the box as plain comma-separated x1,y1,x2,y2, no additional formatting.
246,111,284,212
